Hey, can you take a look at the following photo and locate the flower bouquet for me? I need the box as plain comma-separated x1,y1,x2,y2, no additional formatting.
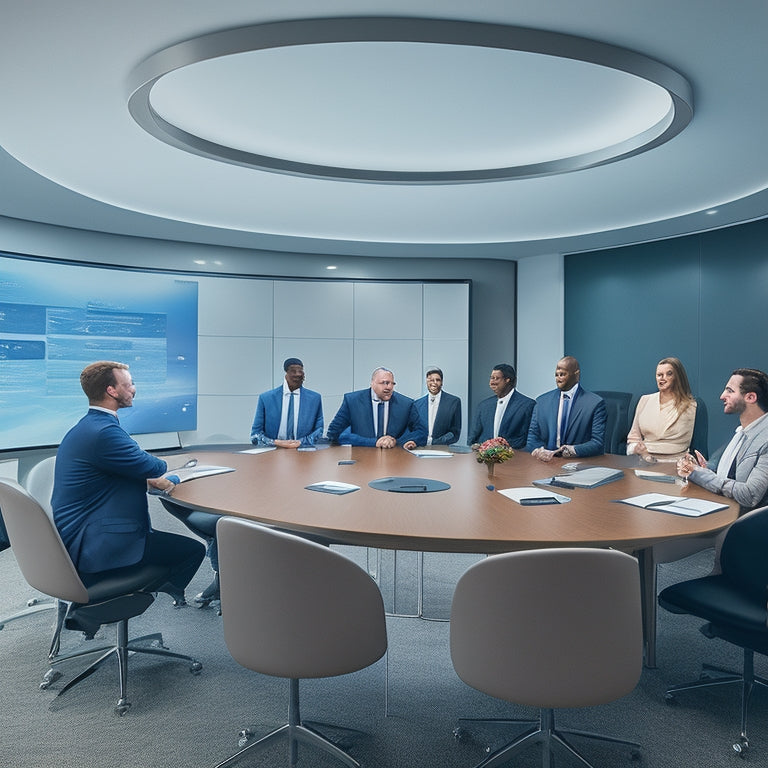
476,437,514,477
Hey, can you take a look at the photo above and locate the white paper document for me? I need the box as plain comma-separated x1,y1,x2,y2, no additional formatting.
239,446,277,454
619,492,728,517
166,465,235,483
409,449,453,458
497,487,571,505
305,480,360,495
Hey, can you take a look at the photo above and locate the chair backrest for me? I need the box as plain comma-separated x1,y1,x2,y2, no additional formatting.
216,517,387,680
0,479,89,604
594,391,633,455
689,397,709,457
24,455,56,517
450,547,642,709
720,505,768,603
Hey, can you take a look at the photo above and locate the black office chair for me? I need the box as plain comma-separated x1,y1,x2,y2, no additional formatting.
659,505,768,756
0,478,203,714
689,396,709,457
594,390,633,455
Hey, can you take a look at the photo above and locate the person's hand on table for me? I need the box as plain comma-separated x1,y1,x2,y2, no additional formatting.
376,435,397,449
274,439,301,449
532,447,556,462
403,440,417,450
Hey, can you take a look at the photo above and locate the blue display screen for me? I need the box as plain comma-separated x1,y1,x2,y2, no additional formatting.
0,254,198,450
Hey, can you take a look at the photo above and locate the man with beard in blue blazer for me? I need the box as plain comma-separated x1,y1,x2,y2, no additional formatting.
327,367,426,448
526,355,606,460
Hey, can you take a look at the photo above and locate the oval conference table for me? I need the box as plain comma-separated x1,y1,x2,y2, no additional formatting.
163,445,739,667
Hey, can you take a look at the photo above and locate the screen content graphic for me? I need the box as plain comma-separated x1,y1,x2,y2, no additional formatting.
0,254,198,450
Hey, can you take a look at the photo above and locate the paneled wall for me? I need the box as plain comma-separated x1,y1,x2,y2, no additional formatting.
564,218,768,453
191,277,469,446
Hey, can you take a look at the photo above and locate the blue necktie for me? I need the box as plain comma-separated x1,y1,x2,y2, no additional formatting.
286,392,295,439
377,401,385,437
559,394,571,445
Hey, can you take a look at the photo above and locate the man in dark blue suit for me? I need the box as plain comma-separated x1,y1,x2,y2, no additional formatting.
526,355,606,460
52,361,204,606
468,363,535,449
250,357,324,448
414,368,462,445
327,367,427,448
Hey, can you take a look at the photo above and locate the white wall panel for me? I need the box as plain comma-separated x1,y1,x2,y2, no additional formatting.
273,280,354,338
198,336,272,396
198,276,273,336
354,283,423,339
424,283,469,340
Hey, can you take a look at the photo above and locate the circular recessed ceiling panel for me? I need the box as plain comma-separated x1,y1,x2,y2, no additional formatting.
128,17,693,184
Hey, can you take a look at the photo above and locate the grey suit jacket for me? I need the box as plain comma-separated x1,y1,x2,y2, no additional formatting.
689,413,768,510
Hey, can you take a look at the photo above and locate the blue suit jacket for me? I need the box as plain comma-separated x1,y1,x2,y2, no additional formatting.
525,386,606,457
250,385,324,447
414,391,462,445
468,390,535,448
52,409,168,574
327,389,427,447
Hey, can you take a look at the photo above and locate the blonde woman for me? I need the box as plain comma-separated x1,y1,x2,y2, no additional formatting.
627,357,697,462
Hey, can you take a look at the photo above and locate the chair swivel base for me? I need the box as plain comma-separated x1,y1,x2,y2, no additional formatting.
455,709,641,768
41,624,202,714
214,678,362,768
0,598,56,630
664,656,768,757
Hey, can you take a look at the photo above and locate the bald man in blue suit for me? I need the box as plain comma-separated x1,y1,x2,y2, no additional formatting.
526,356,606,460
327,367,426,448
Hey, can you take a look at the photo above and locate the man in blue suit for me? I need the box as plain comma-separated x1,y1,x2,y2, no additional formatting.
414,368,462,445
250,357,324,448
327,367,427,448
526,355,606,460
52,361,205,606
468,363,535,449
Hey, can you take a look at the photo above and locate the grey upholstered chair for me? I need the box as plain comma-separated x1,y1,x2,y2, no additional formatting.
0,478,202,714
450,547,643,768
0,457,59,633
594,390,633,455
213,517,388,768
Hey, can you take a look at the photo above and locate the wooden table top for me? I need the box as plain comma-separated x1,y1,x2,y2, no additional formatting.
164,446,739,554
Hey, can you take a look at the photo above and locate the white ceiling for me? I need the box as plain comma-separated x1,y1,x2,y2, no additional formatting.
0,1,766,261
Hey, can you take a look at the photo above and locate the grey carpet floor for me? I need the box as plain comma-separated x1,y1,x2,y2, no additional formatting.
1,504,766,767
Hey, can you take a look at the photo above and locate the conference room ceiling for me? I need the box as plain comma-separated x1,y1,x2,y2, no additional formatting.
0,2,766,261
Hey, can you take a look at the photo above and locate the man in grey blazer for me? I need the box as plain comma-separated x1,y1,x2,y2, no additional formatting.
679,367,768,510
414,368,462,445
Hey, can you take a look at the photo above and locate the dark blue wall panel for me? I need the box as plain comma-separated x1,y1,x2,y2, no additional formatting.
565,218,768,454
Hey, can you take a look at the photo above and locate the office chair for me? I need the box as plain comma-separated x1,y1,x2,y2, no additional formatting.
212,517,388,768
0,478,202,715
659,505,768,756
0,457,59,634
594,390,633,455
450,548,643,768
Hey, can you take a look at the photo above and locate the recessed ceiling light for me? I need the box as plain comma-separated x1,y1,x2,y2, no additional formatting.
705,209,718,215
193,259,206,265
326,265,338,270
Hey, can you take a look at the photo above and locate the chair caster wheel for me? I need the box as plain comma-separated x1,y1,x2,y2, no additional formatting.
190,660,203,674
453,727,466,741
40,669,62,689
663,692,676,705
237,729,254,748
733,737,748,756
27,597,41,607
115,700,131,716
